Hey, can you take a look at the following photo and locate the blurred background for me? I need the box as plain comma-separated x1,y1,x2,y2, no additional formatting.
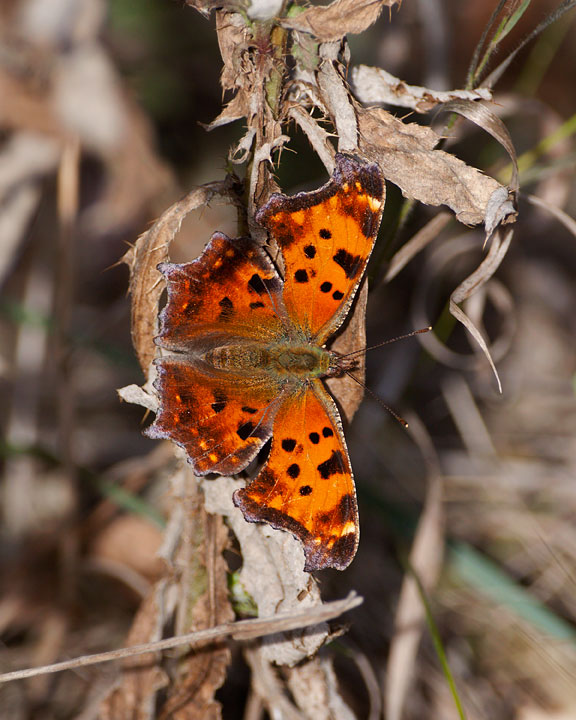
1,0,576,718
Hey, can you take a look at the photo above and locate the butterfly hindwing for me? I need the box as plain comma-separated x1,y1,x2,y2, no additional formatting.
147,358,282,475
234,380,358,571
257,154,385,344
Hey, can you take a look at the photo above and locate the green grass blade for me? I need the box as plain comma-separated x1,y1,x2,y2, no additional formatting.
449,542,576,643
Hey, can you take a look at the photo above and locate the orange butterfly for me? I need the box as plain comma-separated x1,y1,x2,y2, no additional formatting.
147,154,385,570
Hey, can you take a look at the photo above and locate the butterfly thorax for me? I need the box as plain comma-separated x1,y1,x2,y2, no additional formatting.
204,343,332,379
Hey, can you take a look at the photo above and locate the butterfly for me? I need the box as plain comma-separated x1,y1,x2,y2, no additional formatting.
147,153,385,571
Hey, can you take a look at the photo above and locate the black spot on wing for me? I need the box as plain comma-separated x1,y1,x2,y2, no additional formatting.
250,301,265,309
248,274,266,294
299,485,312,496
211,391,227,414
309,432,320,444
247,272,282,299
332,290,344,300
317,450,345,479
319,228,332,239
242,406,258,414
322,427,334,438
282,438,297,452
218,296,234,320
287,463,300,479
304,245,316,258
237,422,256,441
333,249,363,280
320,282,332,293
294,269,309,283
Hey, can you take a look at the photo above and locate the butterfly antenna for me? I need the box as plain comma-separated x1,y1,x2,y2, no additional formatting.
340,326,432,360
344,371,409,429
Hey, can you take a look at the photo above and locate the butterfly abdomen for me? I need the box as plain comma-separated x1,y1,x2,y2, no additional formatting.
204,344,266,372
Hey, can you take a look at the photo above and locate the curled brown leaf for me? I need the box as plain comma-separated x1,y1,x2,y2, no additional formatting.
281,0,397,42
440,99,519,192
352,65,493,113
358,107,515,227
123,180,235,372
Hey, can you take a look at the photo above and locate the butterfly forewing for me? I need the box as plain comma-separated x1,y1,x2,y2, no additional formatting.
156,233,285,352
257,154,385,344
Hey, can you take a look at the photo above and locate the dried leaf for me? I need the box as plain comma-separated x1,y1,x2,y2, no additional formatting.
247,134,288,228
352,65,492,113
286,657,357,720
123,181,233,372
358,107,515,227
440,99,519,191
215,11,249,92
203,90,251,131
449,229,514,392
485,186,517,237
281,0,397,42
288,106,335,173
318,43,358,152
117,383,158,413
230,127,257,164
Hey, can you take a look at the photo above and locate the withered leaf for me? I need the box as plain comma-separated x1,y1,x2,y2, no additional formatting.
440,99,519,192
358,107,516,227
124,180,234,372
215,10,248,92
318,42,358,152
449,229,514,392
186,0,244,18
281,0,397,42
352,65,493,113
203,476,330,666
203,90,250,131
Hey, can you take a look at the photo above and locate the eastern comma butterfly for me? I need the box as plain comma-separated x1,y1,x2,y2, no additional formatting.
147,154,385,571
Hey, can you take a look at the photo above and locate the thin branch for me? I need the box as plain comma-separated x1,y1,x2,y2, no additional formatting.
0,593,363,684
